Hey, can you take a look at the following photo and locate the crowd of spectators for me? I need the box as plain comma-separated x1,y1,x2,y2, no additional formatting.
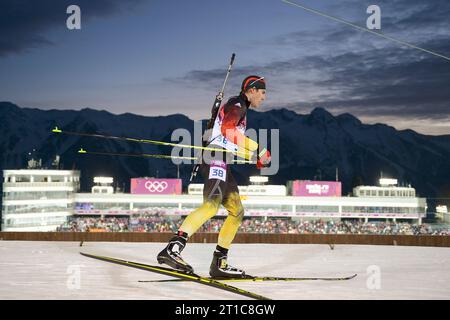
57,217,129,232
57,215,449,235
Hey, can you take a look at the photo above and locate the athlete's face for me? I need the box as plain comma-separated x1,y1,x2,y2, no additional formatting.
248,88,266,108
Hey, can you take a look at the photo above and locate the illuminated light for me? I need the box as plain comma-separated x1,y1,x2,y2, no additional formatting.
436,205,448,214
250,176,268,184
94,177,114,184
379,178,398,186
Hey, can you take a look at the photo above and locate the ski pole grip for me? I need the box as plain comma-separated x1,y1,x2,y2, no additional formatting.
259,147,267,158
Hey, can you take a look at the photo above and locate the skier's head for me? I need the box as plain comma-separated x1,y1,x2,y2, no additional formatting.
241,75,266,108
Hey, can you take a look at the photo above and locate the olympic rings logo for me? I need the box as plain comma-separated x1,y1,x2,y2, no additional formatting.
144,181,168,192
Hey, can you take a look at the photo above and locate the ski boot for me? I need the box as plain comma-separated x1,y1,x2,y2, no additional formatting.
157,231,194,274
209,246,247,279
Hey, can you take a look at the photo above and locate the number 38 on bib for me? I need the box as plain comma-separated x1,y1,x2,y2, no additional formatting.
208,160,227,182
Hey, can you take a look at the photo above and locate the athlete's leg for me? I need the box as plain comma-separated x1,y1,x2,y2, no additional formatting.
157,162,225,272
179,188,222,237
179,163,225,236
210,171,247,278
217,172,244,250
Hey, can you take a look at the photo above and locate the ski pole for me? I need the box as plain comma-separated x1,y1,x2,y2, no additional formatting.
52,126,248,157
76,148,254,164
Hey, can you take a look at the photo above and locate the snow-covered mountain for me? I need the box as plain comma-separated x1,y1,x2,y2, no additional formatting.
1,101,449,209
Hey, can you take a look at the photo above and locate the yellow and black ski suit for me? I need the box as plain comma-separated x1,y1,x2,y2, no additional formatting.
179,93,258,249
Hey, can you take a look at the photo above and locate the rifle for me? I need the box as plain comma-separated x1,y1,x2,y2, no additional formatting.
189,53,236,181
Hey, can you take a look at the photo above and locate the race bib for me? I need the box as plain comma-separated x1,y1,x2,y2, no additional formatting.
209,160,227,182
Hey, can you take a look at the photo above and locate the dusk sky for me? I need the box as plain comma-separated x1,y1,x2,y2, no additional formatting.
1,0,449,135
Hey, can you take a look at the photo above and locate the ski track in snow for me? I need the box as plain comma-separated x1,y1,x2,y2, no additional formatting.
0,241,449,300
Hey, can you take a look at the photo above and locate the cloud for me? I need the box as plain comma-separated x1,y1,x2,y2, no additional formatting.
0,0,146,57
173,0,450,125
312,40,450,118
267,38,450,120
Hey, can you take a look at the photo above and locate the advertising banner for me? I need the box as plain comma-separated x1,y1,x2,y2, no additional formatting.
292,180,342,197
131,178,182,195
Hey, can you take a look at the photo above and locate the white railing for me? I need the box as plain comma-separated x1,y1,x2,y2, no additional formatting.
3,182,78,188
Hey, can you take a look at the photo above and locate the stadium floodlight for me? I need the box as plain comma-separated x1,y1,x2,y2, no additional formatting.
250,176,269,184
94,177,114,184
379,178,398,186
436,205,448,214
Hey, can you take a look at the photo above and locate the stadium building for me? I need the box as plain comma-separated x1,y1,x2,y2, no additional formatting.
1,169,80,231
2,169,427,231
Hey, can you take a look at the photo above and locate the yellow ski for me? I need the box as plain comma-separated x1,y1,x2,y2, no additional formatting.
80,252,270,300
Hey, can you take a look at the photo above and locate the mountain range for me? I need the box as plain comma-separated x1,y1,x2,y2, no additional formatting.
1,101,449,214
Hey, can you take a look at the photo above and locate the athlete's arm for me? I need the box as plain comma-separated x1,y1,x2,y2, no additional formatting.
220,105,258,154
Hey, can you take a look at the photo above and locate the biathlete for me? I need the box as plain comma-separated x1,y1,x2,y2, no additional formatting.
157,75,271,278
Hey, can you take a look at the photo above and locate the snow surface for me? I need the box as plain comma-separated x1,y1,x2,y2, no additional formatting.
0,241,449,300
